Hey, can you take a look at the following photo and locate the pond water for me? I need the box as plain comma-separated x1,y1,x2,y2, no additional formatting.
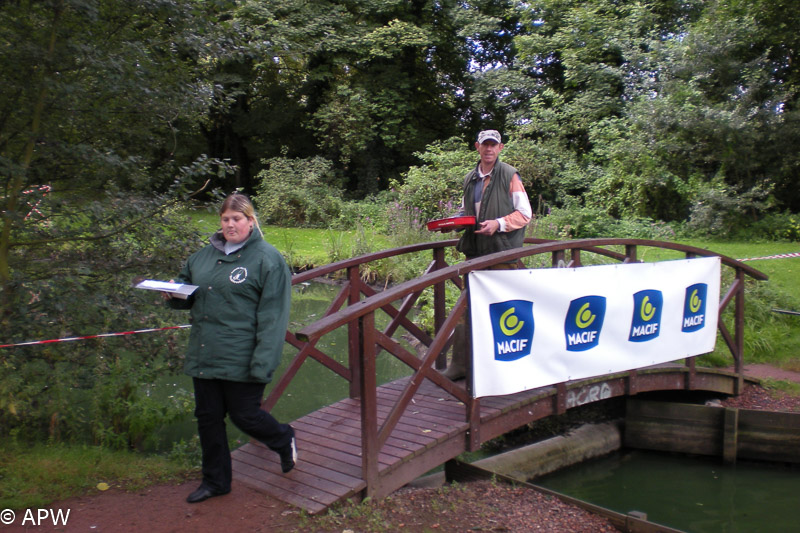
535,449,800,533
151,281,415,450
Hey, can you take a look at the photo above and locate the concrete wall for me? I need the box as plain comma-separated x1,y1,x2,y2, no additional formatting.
474,421,624,481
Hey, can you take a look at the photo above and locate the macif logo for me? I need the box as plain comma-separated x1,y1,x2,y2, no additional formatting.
629,290,663,342
489,300,534,361
682,283,708,332
564,296,606,351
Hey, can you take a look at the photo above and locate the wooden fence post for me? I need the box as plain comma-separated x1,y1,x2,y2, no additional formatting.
433,247,447,370
359,311,379,496
734,269,745,395
348,265,361,399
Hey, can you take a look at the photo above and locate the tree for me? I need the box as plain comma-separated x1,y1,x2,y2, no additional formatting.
592,0,800,222
484,0,800,228
202,0,523,197
0,0,232,444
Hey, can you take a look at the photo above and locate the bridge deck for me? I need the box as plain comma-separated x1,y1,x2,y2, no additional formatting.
231,367,737,513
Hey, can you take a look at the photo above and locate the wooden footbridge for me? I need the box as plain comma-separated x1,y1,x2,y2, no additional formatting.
230,238,767,513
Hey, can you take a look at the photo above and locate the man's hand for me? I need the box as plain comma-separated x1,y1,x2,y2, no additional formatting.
475,219,500,236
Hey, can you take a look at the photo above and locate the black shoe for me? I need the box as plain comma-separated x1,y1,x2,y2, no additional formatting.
278,426,298,474
186,485,230,504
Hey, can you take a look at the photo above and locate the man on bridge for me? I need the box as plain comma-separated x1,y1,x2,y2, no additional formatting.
442,129,533,380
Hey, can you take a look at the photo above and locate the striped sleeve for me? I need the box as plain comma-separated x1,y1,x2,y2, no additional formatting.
497,173,532,232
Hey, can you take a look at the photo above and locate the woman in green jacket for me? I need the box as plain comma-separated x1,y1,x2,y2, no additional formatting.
165,193,295,504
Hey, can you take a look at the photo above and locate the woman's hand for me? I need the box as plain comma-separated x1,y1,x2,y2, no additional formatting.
161,279,176,300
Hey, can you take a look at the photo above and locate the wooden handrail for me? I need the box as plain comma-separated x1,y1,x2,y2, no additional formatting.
295,238,767,342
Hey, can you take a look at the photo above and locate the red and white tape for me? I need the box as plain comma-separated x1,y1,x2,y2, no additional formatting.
738,252,800,262
22,184,52,220
0,325,190,349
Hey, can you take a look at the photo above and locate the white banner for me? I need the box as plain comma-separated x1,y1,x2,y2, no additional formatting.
468,257,721,398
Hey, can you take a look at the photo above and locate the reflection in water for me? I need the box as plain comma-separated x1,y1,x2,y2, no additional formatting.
536,449,800,533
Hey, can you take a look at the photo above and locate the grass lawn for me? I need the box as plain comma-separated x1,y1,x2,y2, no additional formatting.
188,210,390,268
629,239,800,301
0,440,191,510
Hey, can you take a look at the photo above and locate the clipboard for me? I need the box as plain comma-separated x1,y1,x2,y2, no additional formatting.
134,279,199,299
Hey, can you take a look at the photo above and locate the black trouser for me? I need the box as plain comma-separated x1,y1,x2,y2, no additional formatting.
192,377,293,493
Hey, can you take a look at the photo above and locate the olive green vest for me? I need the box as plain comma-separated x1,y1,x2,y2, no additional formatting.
456,159,526,259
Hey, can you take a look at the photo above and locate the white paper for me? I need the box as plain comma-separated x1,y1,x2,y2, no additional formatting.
135,279,198,299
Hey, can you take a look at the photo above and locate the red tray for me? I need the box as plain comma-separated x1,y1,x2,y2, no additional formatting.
426,215,477,232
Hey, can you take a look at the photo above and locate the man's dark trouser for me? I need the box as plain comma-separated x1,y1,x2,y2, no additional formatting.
192,377,293,493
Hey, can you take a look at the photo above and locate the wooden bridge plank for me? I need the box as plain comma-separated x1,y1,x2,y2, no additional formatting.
375,397,464,432
383,378,470,408
375,390,466,424
285,444,362,479
378,387,469,422
307,405,452,463
308,409,447,449
237,443,357,499
233,447,344,507
302,411,426,453
322,399,454,439
304,409,435,448
288,437,363,473
281,450,364,487
233,465,329,515
319,401,452,440
292,418,405,463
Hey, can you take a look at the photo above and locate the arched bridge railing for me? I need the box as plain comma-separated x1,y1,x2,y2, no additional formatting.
266,238,767,491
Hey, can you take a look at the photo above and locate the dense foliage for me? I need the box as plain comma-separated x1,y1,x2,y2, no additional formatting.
0,0,231,446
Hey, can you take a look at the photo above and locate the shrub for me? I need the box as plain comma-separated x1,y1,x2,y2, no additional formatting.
532,203,678,240
335,190,395,233
254,156,343,227
685,178,772,238
391,137,473,220
748,211,800,242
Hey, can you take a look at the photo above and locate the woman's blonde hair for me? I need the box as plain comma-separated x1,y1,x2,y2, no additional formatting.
220,193,262,234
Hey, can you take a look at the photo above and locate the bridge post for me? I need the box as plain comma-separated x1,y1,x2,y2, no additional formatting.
734,269,745,395
624,244,637,263
465,328,482,450
685,357,696,390
358,311,379,496
552,249,565,267
433,247,447,370
568,248,582,267
626,369,638,396
556,383,567,415
348,265,362,399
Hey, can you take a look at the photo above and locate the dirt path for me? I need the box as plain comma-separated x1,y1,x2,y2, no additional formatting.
728,362,800,383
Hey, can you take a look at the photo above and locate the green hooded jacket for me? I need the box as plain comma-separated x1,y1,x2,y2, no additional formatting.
168,228,291,383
